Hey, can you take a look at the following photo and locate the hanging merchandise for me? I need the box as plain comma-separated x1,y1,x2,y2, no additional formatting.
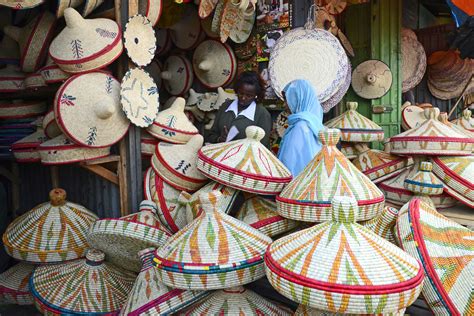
211,0,225,34
39,57,70,84
360,205,399,244
138,0,162,27
401,103,431,131
325,0,347,14
220,0,256,44
0,34,20,66
82,0,105,16
199,0,219,18
24,72,46,90
42,110,62,139
169,5,203,50
55,0,84,18
141,132,158,155
314,6,354,57
0,100,46,119
30,249,136,315
0,65,25,92
3,188,98,263
161,55,194,96
49,8,123,73
452,109,474,132
124,15,156,67
0,262,34,305
294,305,405,315
187,89,218,112
154,28,172,57
201,15,220,38
11,128,47,162
320,59,351,113
401,33,426,93
396,198,474,316
145,59,163,89
0,0,43,9
154,191,273,290
351,60,392,99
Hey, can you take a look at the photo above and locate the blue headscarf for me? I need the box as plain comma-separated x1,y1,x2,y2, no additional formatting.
277,80,324,176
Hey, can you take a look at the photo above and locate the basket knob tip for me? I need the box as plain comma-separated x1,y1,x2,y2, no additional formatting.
331,196,358,223
419,161,433,172
198,190,222,211
366,74,376,84
171,97,186,111
245,126,265,141
346,101,358,111
187,134,204,151
462,109,472,119
95,102,116,119
198,60,213,72
319,128,340,146
139,200,158,214
49,188,67,206
85,249,105,264
424,107,440,120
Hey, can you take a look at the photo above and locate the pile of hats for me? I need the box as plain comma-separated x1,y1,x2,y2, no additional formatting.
401,27,426,93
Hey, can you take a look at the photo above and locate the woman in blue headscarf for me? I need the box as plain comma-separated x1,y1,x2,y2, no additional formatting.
277,79,324,177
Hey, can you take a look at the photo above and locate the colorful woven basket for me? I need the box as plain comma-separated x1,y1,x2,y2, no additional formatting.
235,194,298,238
87,200,171,272
294,305,406,316
42,110,61,139
197,126,292,195
340,141,357,159
151,134,208,192
30,249,136,315
452,109,474,132
141,132,158,156
265,196,424,314
395,198,473,315
324,102,385,142
154,191,273,290
12,129,48,163
120,247,209,316
439,112,474,140
403,161,444,209
3,188,98,263
124,14,156,67
146,97,198,144
277,129,385,222
0,65,25,92
0,262,34,305
360,206,399,244
49,8,123,73
161,55,194,96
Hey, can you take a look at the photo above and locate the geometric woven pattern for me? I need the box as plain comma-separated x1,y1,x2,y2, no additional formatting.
360,206,399,244
0,262,35,306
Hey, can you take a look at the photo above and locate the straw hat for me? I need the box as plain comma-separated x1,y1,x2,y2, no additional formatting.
161,55,194,96
141,132,158,155
199,0,218,18
294,305,406,315
138,0,162,27
351,60,392,99
235,194,298,238
325,102,385,142
360,206,399,244
220,0,256,44
170,5,202,50
87,200,172,272
401,36,426,92
82,0,105,16
54,71,130,147
120,248,210,316
145,59,162,89
432,155,474,208
49,8,123,73
181,286,293,315
55,0,84,17
30,249,136,315
401,104,430,131
3,11,55,73
390,108,473,156
0,65,25,92
452,109,474,132
276,129,385,222
2,188,98,263
201,15,219,39
0,100,46,119
187,89,219,112
266,196,423,314
269,28,349,102
39,57,70,84
124,15,156,67
340,141,357,159
395,199,474,315
154,28,172,57
0,33,20,65
11,129,47,162
193,40,237,89
42,110,61,139
0,0,43,9
321,58,351,113
0,262,34,306
154,191,273,290
24,72,46,90
197,126,292,195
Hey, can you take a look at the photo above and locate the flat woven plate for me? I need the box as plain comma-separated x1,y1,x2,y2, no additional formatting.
269,27,348,102
121,68,159,127
402,36,426,93
124,15,156,67
321,58,351,113
351,60,392,99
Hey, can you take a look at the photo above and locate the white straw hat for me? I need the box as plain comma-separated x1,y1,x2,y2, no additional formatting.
161,55,194,96
138,0,162,27
42,110,62,139
0,64,25,93
351,60,392,99
124,14,156,67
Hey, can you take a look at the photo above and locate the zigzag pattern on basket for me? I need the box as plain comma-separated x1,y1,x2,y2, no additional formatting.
361,206,399,244
0,263,34,305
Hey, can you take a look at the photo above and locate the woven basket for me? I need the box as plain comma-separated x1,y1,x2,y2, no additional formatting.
197,126,292,195
25,72,46,90
154,191,272,290
0,34,20,66
321,58,352,113
0,0,43,9
235,194,298,238
402,36,426,92
3,188,98,263
439,111,474,140
82,0,105,16
49,8,123,73
401,104,430,131
55,0,84,17
30,249,136,315
42,110,62,139
0,262,34,305
146,97,198,144
351,60,392,100
324,102,385,142
124,15,156,67
39,57,70,84
12,129,48,162
151,134,208,192
154,28,172,57
0,65,25,92
138,0,162,27
360,206,399,244
199,0,218,18
141,132,158,156
169,5,202,50
404,161,444,202
220,0,255,44
395,198,473,315
452,109,474,132
161,55,194,96
87,200,171,272
340,142,357,159
0,100,46,119
277,129,385,222
294,305,406,316
266,196,424,314
3,11,55,73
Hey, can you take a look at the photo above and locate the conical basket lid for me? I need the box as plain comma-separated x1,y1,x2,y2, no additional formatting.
276,129,385,222
30,249,136,314
146,97,198,144
2,188,98,263
154,191,273,290
395,199,474,315
181,286,292,315
87,200,171,272
404,161,443,196
294,305,406,316
266,196,424,314
120,248,210,316
324,102,384,142
452,109,474,132
161,55,194,96
0,262,34,305
360,206,399,244
351,60,392,100
197,126,292,195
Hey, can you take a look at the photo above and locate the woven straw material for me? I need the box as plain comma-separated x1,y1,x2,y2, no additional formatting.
154,191,273,290
161,55,194,96
0,65,25,92
235,195,298,238
138,0,162,27
401,36,426,92
269,28,348,102
0,34,19,65
141,132,158,155
404,161,444,197
340,142,357,159
199,0,218,18
3,11,55,73
360,206,399,244
170,5,202,50
154,28,172,57
49,8,123,73
197,126,292,195
145,59,163,89
390,108,473,156
180,286,292,316
395,198,474,315
151,134,208,192
0,262,34,305
277,129,385,222
42,110,61,139
439,111,474,141
0,101,46,119
12,129,48,162
56,0,84,17
452,109,474,132
121,67,159,128
351,60,392,100
0,0,43,9
321,59,352,113
401,104,429,131
87,201,171,272
294,305,405,316
220,0,255,44
201,15,219,40
187,89,219,112
54,71,130,148
324,102,385,142
432,156,474,208
25,72,46,89
30,249,136,315
120,248,209,316
124,15,156,67
3,188,98,263
39,64,70,84
147,97,198,143
192,40,236,89
82,0,105,16
266,196,423,314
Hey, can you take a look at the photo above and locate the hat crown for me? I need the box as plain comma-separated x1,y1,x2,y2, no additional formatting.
64,8,86,29
319,128,340,146
187,134,204,151
331,196,358,223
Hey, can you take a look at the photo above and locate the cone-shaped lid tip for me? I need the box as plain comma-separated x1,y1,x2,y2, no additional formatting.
64,8,86,29
346,101,358,111
187,134,204,151
49,188,67,206
245,126,265,142
424,107,440,120
419,161,433,172
85,249,105,265
462,109,472,119
198,190,222,212
439,112,449,124
171,96,186,111
331,196,358,223
139,200,158,214
319,128,340,146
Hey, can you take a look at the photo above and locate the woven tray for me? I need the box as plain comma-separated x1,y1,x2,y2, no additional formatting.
0,101,46,120
124,14,156,67
0,262,35,306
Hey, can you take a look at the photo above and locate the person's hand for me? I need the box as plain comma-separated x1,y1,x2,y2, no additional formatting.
218,126,229,142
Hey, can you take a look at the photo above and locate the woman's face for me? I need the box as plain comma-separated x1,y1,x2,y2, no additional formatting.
236,83,257,107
